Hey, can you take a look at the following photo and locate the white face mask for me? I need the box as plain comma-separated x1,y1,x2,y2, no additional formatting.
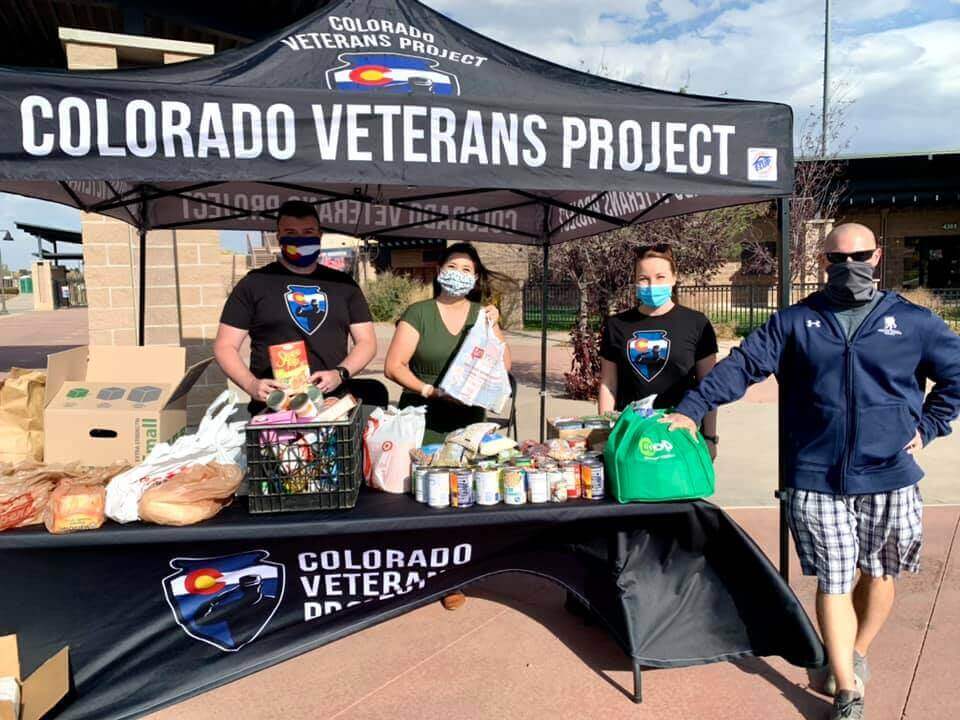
437,268,476,296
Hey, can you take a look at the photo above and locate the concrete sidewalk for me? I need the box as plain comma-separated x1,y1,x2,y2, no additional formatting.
148,506,960,720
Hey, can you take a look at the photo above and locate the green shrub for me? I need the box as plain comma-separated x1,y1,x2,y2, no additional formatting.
365,273,424,322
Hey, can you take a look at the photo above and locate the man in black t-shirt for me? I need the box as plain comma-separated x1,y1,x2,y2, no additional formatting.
214,201,379,413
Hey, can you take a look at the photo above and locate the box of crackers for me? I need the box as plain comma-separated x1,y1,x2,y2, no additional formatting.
269,341,311,391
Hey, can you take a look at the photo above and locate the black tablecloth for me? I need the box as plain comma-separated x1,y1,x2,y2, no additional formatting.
0,492,824,720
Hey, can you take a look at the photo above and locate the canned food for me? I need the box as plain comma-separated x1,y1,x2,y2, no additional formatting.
426,469,451,508
561,462,581,499
501,466,526,505
305,384,324,403
412,464,429,503
474,468,502,505
266,390,288,412
525,469,549,503
580,458,605,500
547,469,566,502
289,393,321,418
513,456,534,468
449,469,476,508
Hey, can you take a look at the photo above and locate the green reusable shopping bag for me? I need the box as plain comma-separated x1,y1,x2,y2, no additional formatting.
604,406,715,503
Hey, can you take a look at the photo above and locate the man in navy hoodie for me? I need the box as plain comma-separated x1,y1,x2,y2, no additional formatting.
664,223,960,720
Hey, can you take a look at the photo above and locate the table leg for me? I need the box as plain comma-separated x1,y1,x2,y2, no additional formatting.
632,660,642,703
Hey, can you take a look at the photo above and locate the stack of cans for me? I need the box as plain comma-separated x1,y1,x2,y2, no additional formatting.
410,453,604,508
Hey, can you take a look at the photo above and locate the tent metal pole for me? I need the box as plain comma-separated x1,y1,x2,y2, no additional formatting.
138,194,148,346
776,197,791,582
539,239,549,442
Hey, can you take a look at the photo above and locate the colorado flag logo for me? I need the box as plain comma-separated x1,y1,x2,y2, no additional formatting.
327,53,460,95
163,550,285,652
285,284,328,335
627,330,671,382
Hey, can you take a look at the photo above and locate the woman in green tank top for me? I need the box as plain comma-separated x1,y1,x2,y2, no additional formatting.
385,243,512,445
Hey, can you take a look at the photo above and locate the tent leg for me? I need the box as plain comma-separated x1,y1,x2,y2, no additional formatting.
776,198,791,583
138,226,147,346
539,242,549,442
632,660,643,703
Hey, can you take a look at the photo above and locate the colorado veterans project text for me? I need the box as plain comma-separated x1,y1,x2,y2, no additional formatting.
20,96,737,175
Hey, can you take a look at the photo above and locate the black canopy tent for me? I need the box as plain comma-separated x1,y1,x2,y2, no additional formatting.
0,0,794,577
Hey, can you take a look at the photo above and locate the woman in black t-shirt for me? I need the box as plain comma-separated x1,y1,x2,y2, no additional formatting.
598,244,720,459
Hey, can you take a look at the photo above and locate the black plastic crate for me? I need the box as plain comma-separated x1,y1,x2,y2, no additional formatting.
245,404,362,513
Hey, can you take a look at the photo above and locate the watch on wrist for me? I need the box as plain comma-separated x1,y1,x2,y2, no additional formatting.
335,366,350,383
702,434,719,444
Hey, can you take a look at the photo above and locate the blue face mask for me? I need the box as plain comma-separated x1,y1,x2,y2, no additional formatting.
437,268,477,297
636,284,673,308
280,236,322,267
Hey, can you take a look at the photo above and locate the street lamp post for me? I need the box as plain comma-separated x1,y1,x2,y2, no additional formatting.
821,0,831,157
0,230,13,315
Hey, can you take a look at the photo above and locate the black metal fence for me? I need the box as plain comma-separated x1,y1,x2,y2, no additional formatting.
522,282,960,333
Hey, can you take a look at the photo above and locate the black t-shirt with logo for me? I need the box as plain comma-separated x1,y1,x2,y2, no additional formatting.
600,305,718,411
220,262,372,383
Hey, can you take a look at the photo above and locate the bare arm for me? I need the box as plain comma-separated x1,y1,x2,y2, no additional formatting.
213,323,282,402
598,358,618,413
344,321,377,376
384,320,433,395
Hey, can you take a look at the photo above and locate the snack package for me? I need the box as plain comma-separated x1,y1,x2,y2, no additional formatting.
269,341,311,391
139,463,243,526
434,442,467,467
547,438,579,461
44,481,106,534
478,432,517,457
446,423,499,454
249,410,299,447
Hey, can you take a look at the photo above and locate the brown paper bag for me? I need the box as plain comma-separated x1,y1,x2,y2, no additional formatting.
0,369,46,463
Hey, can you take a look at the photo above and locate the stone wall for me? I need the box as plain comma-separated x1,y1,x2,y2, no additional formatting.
474,243,531,329
82,216,230,422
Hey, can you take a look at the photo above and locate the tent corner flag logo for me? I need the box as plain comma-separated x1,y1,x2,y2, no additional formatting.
327,53,460,95
748,148,778,182
163,550,285,652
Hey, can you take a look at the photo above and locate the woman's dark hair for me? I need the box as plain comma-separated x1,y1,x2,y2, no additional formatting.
433,242,508,303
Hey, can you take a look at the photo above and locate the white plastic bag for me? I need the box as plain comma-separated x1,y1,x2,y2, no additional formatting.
105,390,245,523
438,317,511,413
363,405,426,493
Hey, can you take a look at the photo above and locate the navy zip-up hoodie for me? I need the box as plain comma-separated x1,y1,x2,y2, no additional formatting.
675,291,960,495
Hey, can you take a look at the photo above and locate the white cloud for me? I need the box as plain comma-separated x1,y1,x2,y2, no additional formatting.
426,0,960,154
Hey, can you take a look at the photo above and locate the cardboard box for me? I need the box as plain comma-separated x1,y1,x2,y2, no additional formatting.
0,635,69,720
547,417,612,450
43,346,212,466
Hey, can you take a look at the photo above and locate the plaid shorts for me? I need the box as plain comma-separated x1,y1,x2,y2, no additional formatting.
784,484,923,594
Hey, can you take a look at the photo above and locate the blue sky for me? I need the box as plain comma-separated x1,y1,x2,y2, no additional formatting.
1,0,957,270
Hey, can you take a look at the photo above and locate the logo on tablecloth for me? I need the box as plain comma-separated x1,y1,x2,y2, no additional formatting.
284,285,328,335
163,550,286,652
627,330,671,382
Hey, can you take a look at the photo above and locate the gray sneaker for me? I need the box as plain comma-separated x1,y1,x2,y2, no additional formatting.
830,691,865,719
809,652,869,697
